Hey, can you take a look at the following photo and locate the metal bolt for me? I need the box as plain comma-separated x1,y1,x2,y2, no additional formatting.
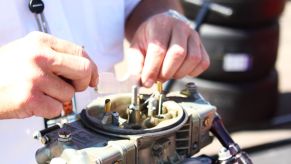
58,129,72,142
186,82,197,92
40,135,49,144
181,82,198,96
152,144,163,157
131,85,139,107
112,111,119,126
218,147,233,162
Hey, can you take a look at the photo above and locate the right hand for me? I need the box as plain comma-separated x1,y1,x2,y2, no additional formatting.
0,31,98,119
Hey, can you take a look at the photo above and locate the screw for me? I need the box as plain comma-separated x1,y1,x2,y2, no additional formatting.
186,82,197,92
58,129,72,142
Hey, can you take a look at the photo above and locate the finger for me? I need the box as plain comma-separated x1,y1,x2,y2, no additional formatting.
127,43,145,76
34,32,98,87
37,73,75,102
189,43,210,77
53,44,98,88
159,25,188,82
142,43,167,87
37,32,84,56
47,50,93,91
30,93,63,119
141,27,171,87
82,50,99,88
173,32,202,79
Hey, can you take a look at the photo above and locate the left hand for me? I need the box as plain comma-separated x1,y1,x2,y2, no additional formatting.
127,12,210,88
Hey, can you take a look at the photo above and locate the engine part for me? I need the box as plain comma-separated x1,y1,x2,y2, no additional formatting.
198,21,279,82
181,0,286,27
171,70,279,130
34,82,253,163
35,82,214,163
211,115,253,164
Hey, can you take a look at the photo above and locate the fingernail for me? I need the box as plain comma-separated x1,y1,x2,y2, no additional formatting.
143,79,154,88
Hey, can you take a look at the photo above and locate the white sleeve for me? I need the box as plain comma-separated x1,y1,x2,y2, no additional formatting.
124,0,141,18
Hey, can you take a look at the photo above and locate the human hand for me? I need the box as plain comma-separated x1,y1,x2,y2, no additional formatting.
0,32,98,119
127,11,209,87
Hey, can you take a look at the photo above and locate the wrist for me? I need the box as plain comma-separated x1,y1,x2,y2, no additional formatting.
162,9,194,29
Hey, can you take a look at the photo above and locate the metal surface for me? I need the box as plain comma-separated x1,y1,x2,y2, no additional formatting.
34,82,217,163
34,82,252,164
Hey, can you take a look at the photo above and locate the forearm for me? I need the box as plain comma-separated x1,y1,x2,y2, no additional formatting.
125,0,183,42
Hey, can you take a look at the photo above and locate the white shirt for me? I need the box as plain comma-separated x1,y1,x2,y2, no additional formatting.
0,0,140,163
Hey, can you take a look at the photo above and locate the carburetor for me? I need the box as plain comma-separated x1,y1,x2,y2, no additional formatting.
34,82,252,164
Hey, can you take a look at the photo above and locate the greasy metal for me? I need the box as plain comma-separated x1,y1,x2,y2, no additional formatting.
104,99,111,113
131,85,139,107
35,82,252,164
112,112,120,126
33,124,61,144
58,129,72,142
101,112,112,125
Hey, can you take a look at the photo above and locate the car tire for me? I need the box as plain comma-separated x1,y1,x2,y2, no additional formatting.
198,21,279,82
171,69,279,130
181,0,286,27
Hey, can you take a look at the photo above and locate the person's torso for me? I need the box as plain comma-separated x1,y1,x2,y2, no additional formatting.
0,0,139,163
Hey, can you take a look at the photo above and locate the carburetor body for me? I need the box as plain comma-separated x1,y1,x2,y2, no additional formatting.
34,82,246,164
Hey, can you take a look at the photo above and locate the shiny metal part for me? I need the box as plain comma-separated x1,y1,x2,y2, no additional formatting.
158,94,164,116
35,82,252,164
102,112,113,125
129,85,140,111
35,13,48,33
111,112,119,126
104,99,111,112
58,129,72,142
147,96,158,117
157,81,163,93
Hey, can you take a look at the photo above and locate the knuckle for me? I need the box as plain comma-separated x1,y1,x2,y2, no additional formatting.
26,31,43,40
200,59,210,70
61,83,75,101
151,44,167,56
191,30,200,40
74,83,88,92
26,31,48,43
43,101,62,119
74,46,84,57
170,46,186,59
50,108,62,119
158,74,168,83
179,23,192,32
45,108,61,119
144,69,158,81
31,72,45,85
19,90,39,115
32,51,51,68
173,74,183,79
80,58,92,76
151,14,168,25
189,53,202,64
